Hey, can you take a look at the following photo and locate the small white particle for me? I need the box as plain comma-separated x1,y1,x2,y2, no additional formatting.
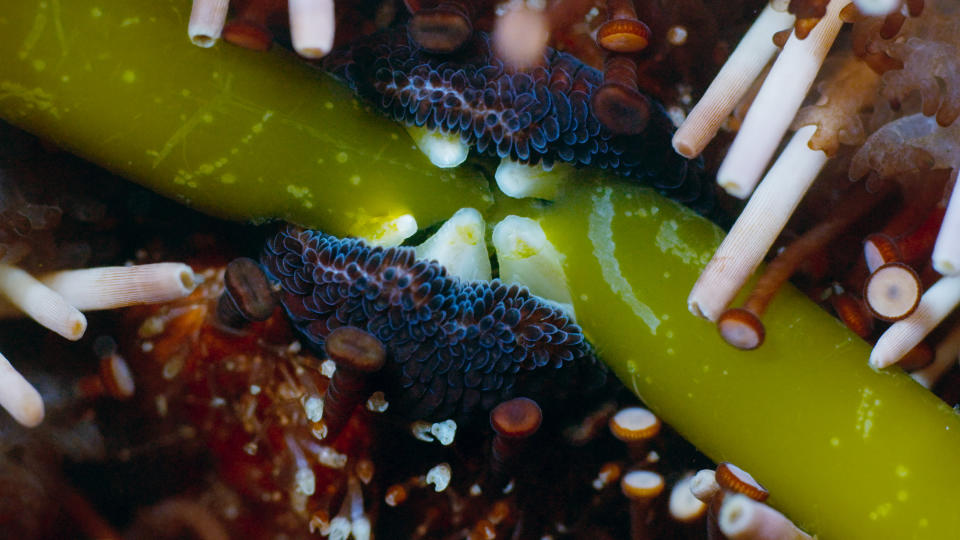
223,504,239,520
667,105,686,129
366,391,389,412
430,419,457,446
303,396,324,423
426,463,452,492
328,516,352,540
667,25,688,45
352,517,372,540
321,360,337,378
315,446,348,469
155,395,168,417
249,385,261,395
295,468,316,495
309,514,330,535
162,356,184,379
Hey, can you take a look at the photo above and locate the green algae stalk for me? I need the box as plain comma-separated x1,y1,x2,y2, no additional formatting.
0,0,491,237
537,178,960,539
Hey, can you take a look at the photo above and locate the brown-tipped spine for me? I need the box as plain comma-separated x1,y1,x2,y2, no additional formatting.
715,462,769,502
488,397,542,492
407,0,475,53
829,290,874,339
592,55,651,135
217,257,278,328
863,233,902,274
620,470,665,540
591,0,651,135
899,341,934,371
905,0,924,16
864,262,922,322
596,18,651,53
77,336,135,400
609,406,662,462
897,206,945,265
721,181,893,349
717,308,765,350
321,326,387,441
222,0,274,52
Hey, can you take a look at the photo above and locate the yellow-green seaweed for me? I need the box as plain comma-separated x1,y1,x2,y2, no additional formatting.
538,178,960,539
0,0,491,238
2,1,960,538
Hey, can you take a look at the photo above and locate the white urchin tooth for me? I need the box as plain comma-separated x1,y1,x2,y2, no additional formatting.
494,158,573,200
352,214,418,247
416,208,492,282
492,215,575,320
405,125,469,168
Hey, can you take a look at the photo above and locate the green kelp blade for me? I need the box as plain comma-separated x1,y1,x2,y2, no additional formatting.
539,178,960,540
0,0,491,236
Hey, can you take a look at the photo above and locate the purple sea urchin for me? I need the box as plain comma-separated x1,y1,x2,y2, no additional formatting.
261,226,602,421
323,27,712,209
